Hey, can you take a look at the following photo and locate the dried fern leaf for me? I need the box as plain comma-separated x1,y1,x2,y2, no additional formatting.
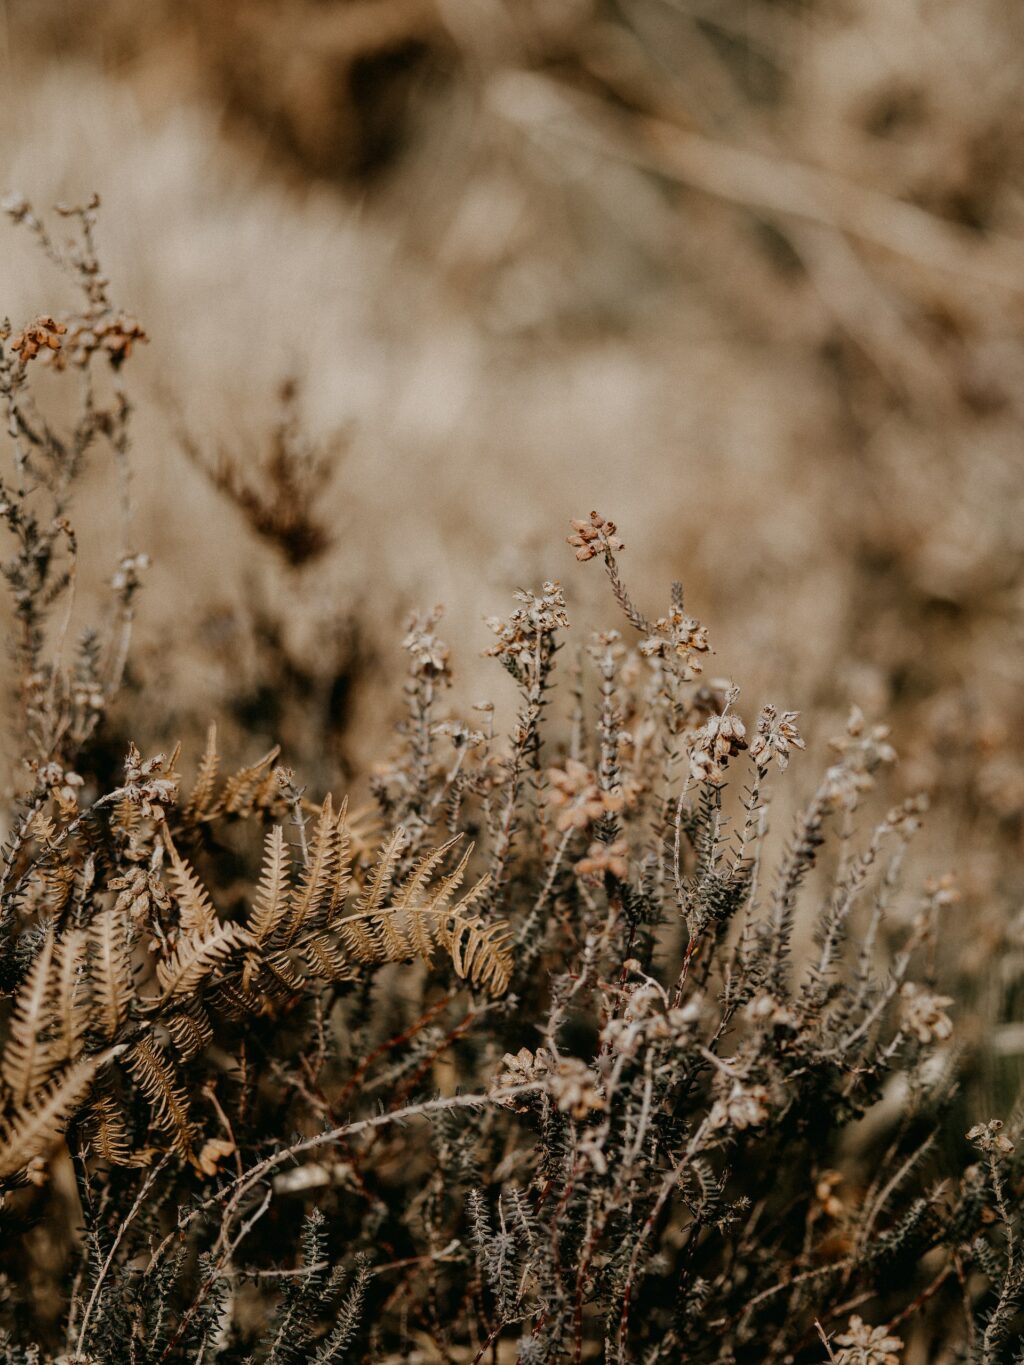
89,907,133,1041
182,724,220,825
54,929,87,1062
304,935,355,981
393,835,463,911
327,796,353,923
371,910,411,961
126,1039,195,1158
221,746,281,816
154,922,254,1001
449,911,512,995
0,1050,118,1182
2,930,58,1105
353,827,406,918
248,824,292,943
161,829,217,936
84,1085,133,1167
207,979,263,1021
338,918,380,963
165,1004,214,1061
280,796,339,946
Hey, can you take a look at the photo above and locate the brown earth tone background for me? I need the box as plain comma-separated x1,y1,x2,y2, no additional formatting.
1,0,1023,1065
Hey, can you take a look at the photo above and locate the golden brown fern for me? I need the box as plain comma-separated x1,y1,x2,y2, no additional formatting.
278,796,340,947
333,834,512,994
83,1084,134,1167
2,930,59,1106
125,1039,196,1159
160,829,217,936
54,929,87,1063
88,907,133,1041
181,723,221,825
153,922,255,1002
0,1050,120,1182
165,1004,214,1061
248,824,293,944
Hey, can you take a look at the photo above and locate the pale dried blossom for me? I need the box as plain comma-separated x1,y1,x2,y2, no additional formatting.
744,993,797,1030
546,759,624,832
814,1170,845,1220
967,1119,1015,1156
567,510,624,561
831,707,898,770
122,743,180,819
832,1316,902,1365
110,553,150,595
899,982,954,1045
197,1137,237,1178
708,1079,771,1131
403,606,452,683
493,1046,553,1110
749,704,805,772
485,581,569,670
548,1057,606,1120
689,712,747,785
639,606,711,676
576,837,629,880
109,867,172,924
9,315,66,365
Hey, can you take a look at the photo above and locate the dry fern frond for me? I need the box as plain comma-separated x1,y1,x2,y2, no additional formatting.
153,922,255,1002
352,827,406,919
125,1039,195,1159
333,836,511,994
54,929,87,1063
220,745,281,817
280,796,340,947
181,724,220,825
2,929,58,1106
165,1004,214,1061
160,829,217,936
84,1085,133,1167
0,1050,119,1182
88,908,133,1040
303,934,356,981
248,824,293,944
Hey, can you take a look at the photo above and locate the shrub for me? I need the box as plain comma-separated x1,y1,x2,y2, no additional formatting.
0,200,1021,1364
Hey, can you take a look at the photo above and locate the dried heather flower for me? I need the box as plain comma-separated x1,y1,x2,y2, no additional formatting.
709,1079,771,1131
403,606,452,683
10,315,66,365
548,1057,606,1120
749,704,805,772
567,510,624,561
575,837,629,879
546,759,623,831
689,712,747,785
638,606,711,673
832,1316,903,1364
815,1170,845,1220
493,1047,553,1110
967,1120,1015,1156
899,982,954,1044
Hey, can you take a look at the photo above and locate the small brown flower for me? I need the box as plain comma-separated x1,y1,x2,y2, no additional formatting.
546,759,624,832
689,712,747,785
403,606,452,683
708,1079,770,1131
749,704,805,773
548,1057,606,1120
567,510,624,561
576,836,629,880
899,982,954,1045
10,315,67,365
967,1119,1015,1156
832,1316,902,1365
